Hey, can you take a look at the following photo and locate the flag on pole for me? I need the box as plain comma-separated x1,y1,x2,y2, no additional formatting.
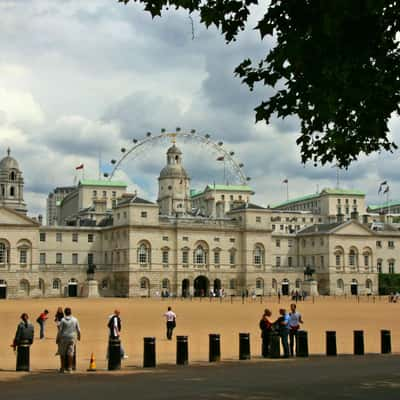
216,156,224,161
283,179,288,183
75,163,84,170
378,180,388,194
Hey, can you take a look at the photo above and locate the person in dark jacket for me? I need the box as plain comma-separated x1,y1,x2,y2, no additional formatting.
13,313,34,350
274,308,290,358
259,308,273,357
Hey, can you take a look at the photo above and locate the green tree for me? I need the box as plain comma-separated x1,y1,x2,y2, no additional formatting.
118,0,400,167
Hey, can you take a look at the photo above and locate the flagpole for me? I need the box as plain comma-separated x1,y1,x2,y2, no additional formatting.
286,181,289,201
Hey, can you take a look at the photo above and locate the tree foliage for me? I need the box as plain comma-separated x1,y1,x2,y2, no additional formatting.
118,0,400,167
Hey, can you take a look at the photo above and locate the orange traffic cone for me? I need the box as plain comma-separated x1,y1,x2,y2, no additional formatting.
87,353,96,372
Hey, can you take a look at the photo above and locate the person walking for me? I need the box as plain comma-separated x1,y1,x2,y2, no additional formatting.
107,309,126,359
259,308,273,357
274,308,290,358
36,309,49,339
54,307,64,327
57,307,80,373
164,306,176,340
12,313,34,350
289,303,304,356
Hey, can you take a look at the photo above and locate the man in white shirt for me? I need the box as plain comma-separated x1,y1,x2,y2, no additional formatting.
164,306,176,340
57,307,80,373
288,303,304,356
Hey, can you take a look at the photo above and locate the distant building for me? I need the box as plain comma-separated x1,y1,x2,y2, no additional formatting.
46,186,75,225
0,146,399,298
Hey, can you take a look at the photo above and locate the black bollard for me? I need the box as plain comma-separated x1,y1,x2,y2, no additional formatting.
16,339,30,371
239,333,251,360
209,334,221,362
269,331,280,358
143,337,156,368
176,336,189,365
381,330,391,354
326,331,337,356
354,330,364,355
296,330,309,357
108,338,121,370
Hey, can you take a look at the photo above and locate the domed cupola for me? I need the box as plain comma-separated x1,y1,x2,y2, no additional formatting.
157,144,191,216
0,148,27,214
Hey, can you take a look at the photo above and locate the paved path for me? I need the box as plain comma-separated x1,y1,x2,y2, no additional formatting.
1,355,399,400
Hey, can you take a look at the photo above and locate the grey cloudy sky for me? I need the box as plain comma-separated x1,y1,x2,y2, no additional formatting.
0,0,399,217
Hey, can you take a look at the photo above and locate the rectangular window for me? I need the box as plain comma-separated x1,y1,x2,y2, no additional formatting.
288,239,293,248
88,234,94,243
93,190,97,197
141,211,147,218
40,232,46,242
40,253,46,265
376,240,382,248
256,216,261,223
230,238,235,243
272,224,276,231
214,237,220,242
182,251,189,265
162,236,169,241
311,256,315,266
88,253,94,265
276,239,280,247
72,253,78,264
320,256,324,268
103,191,107,198
123,211,127,219
364,255,369,267
112,191,116,197
182,236,189,241
230,251,236,265
280,225,284,231
162,250,169,265
389,262,395,274
19,249,27,264
388,241,395,249
104,252,108,264
56,232,62,242
56,253,62,264
214,251,220,265
288,256,292,267
377,261,382,273
72,233,78,242
276,256,281,267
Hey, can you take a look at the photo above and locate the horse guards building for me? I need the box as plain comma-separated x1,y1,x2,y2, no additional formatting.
0,144,399,299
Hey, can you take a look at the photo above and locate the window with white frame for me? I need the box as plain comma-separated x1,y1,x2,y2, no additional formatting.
364,254,369,267
389,260,395,274
377,259,382,273
72,253,78,265
56,232,62,242
88,233,94,243
88,253,94,265
0,243,7,264
349,249,356,266
72,233,78,242
254,245,263,266
288,256,293,267
19,248,27,264
138,243,149,264
52,279,60,289
194,246,206,265
276,256,281,267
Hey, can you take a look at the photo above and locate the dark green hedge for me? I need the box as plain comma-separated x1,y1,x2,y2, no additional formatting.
379,273,400,295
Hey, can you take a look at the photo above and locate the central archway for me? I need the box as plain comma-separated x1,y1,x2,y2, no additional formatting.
194,275,209,297
181,279,190,297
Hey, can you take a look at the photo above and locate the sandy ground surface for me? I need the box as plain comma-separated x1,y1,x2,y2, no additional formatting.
0,296,398,375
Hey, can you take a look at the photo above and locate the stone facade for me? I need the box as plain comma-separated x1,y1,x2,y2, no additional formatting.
0,146,398,298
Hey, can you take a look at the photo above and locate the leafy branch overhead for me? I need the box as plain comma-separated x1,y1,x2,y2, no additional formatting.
118,0,400,167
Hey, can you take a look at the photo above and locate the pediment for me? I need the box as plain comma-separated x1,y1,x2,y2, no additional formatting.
0,207,39,226
332,221,372,236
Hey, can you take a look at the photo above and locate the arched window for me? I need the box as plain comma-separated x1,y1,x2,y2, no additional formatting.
349,248,358,266
140,277,149,289
10,186,15,197
0,243,7,264
337,279,344,289
388,260,395,274
229,279,236,289
162,278,170,289
254,245,264,266
19,279,30,295
295,279,301,289
194,246,206,265
138,242,151,265
377,258,383,273
19,247,28,264
52,279,60,290
256,278,264,289
10,171,16,181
